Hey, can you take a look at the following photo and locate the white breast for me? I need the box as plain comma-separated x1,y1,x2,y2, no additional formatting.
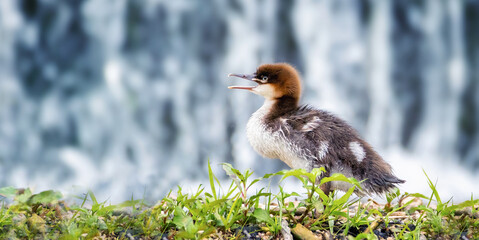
246,100,313,171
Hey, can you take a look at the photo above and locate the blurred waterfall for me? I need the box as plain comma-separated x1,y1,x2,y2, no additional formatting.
0,0,478,202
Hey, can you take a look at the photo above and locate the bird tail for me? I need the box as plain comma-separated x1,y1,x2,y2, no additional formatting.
364,174,405,195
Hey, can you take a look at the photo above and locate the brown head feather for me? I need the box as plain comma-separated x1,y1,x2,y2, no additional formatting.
255,63,302,104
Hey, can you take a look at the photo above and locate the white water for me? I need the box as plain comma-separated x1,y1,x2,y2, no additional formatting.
0,0,478,203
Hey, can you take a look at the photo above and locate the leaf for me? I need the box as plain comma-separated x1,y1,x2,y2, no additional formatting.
354,232,377,240
27,190,63,205
336,186,356,207
172,206,193,229
320,173,360,188
248,190,271,204
311,167,326,177
315,187,329,202
203,198,228,211
222,163,243,179
313,199,324,214
286,202,295,211
247,178,263,189
328,215,335,233
198,226,216,239
415,205,434,214
253,208,274,225
95,204,118,216
406,192,429,199
331,210,348,218
222,163,243,191
279,168,313,182
262,170,288,179
15,188,32,204
0,187,18,198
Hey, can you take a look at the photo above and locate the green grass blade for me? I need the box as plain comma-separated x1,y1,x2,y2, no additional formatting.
208,159,218,200
88,190,98,206
423,169,442,205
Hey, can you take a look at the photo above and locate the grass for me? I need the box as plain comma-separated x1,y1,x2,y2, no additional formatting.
0,161,478,239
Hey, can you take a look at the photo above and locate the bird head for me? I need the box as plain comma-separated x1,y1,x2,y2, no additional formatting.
228,63,302,101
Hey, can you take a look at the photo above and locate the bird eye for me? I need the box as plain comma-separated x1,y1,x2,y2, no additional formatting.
262,76,268,82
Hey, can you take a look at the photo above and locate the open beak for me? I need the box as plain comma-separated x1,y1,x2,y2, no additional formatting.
228,73,258,90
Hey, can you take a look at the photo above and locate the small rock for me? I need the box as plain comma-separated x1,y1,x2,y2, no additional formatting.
27,214,46,233
291,223,321,240
233,225,262,240
281,220,293,240
363,200,381,211
242,228,251,239
407,224,416,231
296,206,307,215
411,211,421,220
12,214,26,223
125,232,136,240
455,207,472,217
321,231,332,240
389,211,406,217
62,210,74,220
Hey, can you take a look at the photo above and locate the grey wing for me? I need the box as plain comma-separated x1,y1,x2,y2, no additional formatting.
285,109,363,169
283,108,405,194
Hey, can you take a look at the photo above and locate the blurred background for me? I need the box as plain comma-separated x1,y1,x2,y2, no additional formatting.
1,0,478,203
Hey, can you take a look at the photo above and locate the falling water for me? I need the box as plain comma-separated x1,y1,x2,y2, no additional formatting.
0,0,478,202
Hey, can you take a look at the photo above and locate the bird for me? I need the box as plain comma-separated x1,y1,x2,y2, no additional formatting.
228,63,404,196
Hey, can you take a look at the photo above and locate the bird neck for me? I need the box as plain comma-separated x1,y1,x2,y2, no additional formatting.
262,96,299,120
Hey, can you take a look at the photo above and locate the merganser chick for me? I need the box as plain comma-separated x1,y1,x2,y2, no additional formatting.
228,63,404,196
